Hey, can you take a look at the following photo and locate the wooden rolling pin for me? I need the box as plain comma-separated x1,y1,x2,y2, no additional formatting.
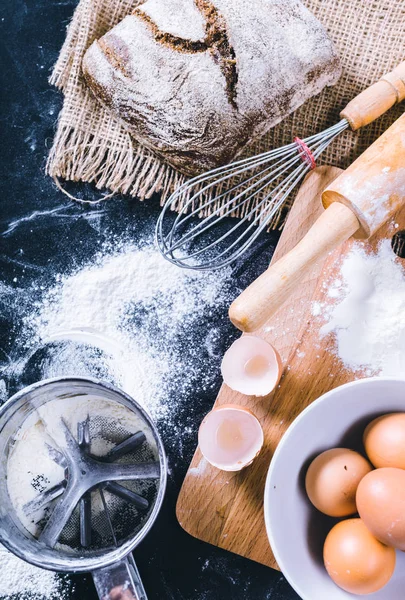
229,112,405,333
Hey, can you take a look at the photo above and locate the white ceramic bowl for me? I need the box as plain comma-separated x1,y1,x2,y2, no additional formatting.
264,377,405,600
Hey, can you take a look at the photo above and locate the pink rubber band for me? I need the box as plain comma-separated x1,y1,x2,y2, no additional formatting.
294,137,316,170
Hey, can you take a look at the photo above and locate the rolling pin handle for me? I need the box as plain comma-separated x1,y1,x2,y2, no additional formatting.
229,203,360,333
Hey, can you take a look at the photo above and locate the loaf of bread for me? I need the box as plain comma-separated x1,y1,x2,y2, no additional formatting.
82,0,341,177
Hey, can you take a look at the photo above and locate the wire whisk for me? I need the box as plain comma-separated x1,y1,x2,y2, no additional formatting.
156,60,405,270
156,120,347,270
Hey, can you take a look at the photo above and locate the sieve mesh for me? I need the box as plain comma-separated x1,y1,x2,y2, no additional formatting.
56,414,159,552
7,396,159,557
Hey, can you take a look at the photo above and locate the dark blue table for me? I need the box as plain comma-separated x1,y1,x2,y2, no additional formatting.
0,2,300,598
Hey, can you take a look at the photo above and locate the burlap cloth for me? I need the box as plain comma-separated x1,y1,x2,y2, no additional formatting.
47,0,405,226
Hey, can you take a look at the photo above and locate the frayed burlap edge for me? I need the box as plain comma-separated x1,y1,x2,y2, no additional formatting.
46,0,405,226
47,0,189,205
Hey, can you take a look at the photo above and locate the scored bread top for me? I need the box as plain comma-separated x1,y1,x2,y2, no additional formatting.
82,0,341,176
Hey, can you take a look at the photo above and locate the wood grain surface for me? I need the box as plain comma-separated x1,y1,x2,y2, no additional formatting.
176,165,404,570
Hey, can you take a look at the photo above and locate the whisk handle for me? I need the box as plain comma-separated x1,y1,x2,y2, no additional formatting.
229,203,359,333
341,60,405,130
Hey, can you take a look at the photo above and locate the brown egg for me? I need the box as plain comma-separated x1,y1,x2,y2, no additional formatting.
364,413,405,469
305,448,372,517
324,518,396,595
357,467,405,550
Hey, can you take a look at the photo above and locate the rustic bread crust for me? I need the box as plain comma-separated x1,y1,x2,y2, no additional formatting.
82,0,340,177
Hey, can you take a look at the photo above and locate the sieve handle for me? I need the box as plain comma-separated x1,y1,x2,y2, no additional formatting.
340,60,405,130
92,555,147,600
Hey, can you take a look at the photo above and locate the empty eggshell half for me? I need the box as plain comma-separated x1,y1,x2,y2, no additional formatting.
221,336,282,396
198,404,264,471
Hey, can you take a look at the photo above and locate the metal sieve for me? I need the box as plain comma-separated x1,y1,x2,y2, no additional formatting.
0,377,167,600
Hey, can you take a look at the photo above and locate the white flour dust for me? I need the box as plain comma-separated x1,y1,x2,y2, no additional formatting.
16,240,234,422
0,238,234,599
314,239,405,375
0,546,70,599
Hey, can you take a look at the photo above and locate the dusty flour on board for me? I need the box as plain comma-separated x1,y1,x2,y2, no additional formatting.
314,239,405,375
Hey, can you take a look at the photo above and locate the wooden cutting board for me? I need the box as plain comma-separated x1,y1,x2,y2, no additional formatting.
176,165,404,570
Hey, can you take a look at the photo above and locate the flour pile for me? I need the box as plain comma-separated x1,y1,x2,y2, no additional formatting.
0,239,235,599
315,239,405,375
16,240,234,422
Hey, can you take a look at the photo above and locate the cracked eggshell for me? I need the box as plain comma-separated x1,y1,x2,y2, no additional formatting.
221,336,282,396
198,404,264,471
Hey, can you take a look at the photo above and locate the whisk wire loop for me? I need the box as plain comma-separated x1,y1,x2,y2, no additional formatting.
156,119,349,270
165,149,307,257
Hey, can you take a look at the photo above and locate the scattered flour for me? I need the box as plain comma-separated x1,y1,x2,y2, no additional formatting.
14,240,234,421
315,239,405,375
188,456,208,477
0,545,70,599
0,238,235,599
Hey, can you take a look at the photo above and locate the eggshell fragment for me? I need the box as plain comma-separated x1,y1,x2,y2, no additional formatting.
357,467,405,550
221,336,282,396
305,448,372,517
198,404,264,471
364,413,405,469
324,518,396,595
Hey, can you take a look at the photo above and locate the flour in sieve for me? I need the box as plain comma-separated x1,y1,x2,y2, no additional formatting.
7,394,158,536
